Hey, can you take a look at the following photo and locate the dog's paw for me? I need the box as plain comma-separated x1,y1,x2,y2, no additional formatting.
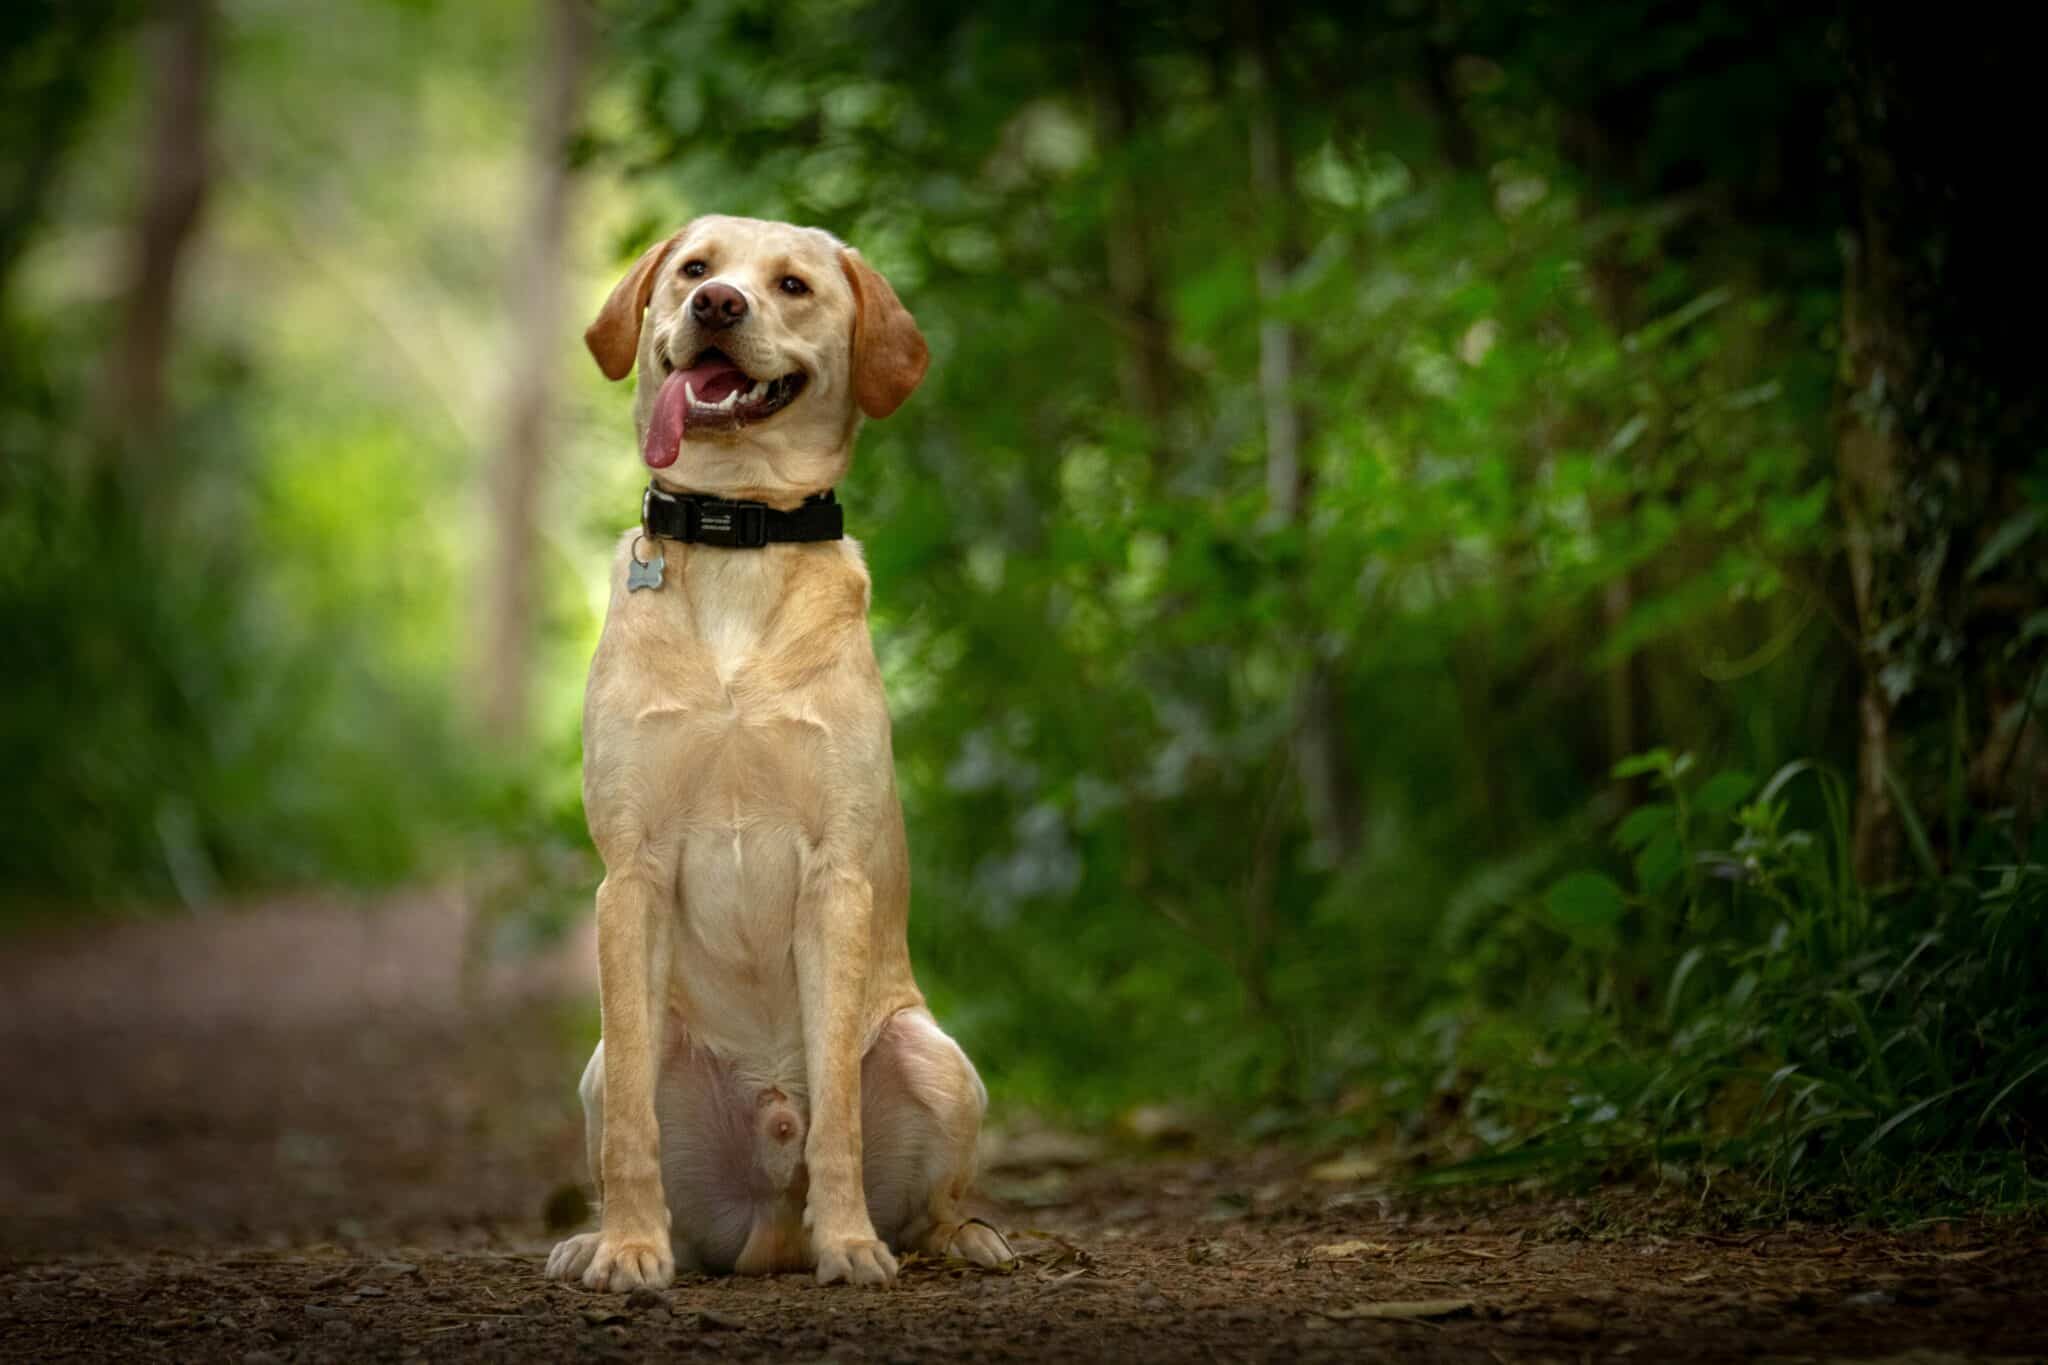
814,1235,898,1288
945,1220,1016,1269
544,1232,603,1283
560,1233,674,1293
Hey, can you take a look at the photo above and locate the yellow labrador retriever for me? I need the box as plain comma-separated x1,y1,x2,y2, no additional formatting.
544,216,1012,1290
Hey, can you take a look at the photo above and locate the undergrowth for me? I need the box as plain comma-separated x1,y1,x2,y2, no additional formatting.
1327,750,2048,1217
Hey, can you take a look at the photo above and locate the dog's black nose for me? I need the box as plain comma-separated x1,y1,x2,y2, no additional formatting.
691,282,748,331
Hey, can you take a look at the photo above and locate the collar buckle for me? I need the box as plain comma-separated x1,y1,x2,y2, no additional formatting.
693,499,768,548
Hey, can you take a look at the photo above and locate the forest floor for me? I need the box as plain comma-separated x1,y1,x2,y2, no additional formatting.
2,894,2045,1363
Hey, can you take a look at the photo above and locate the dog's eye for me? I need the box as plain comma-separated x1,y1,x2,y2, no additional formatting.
779,276,810,296
681,259,708,278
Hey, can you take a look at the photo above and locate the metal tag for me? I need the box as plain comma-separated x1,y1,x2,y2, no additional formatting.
627,548,665,592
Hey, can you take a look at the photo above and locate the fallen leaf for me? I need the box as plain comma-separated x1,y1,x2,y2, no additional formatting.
979,1129,1104,1171
1123,1104,1199,1146
1309,1153,1383,1182
1934,1248,1991,1262
1327,1299,1475,1321
1311,1240,1394,1259
695,1309,745,1331
1038,1267,1095,1291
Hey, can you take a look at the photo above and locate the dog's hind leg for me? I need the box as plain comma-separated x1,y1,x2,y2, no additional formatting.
860,1009,1015,1269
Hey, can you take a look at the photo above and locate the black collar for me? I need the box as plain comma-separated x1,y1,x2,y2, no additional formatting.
641,484,844,549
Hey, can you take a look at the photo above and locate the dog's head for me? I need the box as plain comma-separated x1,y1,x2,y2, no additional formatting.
585,215,928,502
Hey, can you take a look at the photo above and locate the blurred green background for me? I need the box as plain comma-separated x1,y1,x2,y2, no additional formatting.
4,0,2043,1213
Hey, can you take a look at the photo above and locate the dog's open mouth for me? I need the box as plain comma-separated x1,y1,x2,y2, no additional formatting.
643,348,807,469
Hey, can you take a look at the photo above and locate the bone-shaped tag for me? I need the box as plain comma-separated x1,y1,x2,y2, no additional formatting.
627,549,665,592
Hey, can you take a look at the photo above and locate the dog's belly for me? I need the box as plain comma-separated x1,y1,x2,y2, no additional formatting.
672,824,804,1072
664,715,820,1082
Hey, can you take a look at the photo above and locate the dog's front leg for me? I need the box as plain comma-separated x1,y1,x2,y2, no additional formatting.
582,868,676,1291
795,865,896,1286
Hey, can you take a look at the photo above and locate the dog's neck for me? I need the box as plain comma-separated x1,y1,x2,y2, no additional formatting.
648,474,831,512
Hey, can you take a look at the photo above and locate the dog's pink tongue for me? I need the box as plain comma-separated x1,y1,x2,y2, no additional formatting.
642,357,752,469
643,370,690,469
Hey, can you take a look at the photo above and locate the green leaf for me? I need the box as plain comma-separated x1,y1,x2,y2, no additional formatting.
1542,871,1627,948
1967,505,2044,580
1663,944,1707,1027
1635,831,1685,896
1612,748,1674,780
1615,803,1675,850
1880,757,1942,884
1695,770,1754,814
1762,483,1830,542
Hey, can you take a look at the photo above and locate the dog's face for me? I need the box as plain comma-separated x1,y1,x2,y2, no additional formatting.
585,215,928,502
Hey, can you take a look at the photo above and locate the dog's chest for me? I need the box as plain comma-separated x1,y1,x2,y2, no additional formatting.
587,547,855,1059
600,557,831,832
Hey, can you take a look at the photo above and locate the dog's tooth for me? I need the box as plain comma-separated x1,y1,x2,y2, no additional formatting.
684,381,699,407
748,380,768,402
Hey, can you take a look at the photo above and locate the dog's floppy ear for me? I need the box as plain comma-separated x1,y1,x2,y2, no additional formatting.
838,248,929,420
585,230,684,381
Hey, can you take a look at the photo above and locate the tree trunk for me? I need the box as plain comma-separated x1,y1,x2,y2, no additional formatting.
1244,13,1363,868
1087,24,1175,473
104,0,213,461
1562,108,1653,798
1834,11,2041,881
0,7,122,306
482,0,590,742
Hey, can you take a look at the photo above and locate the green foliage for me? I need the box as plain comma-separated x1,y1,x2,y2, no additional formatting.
0,0,538,911
0,343,484,910
1389,752,2048,1209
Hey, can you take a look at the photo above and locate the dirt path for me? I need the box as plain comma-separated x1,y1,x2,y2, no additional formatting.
3,896,2044,1362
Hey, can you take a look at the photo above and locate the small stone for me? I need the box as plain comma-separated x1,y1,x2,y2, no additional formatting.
543,1184,591,1234
697,1308,746,1331
626,1285,665,1312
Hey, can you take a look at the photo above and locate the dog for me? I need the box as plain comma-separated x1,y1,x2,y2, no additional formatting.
543,216,1012,1291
